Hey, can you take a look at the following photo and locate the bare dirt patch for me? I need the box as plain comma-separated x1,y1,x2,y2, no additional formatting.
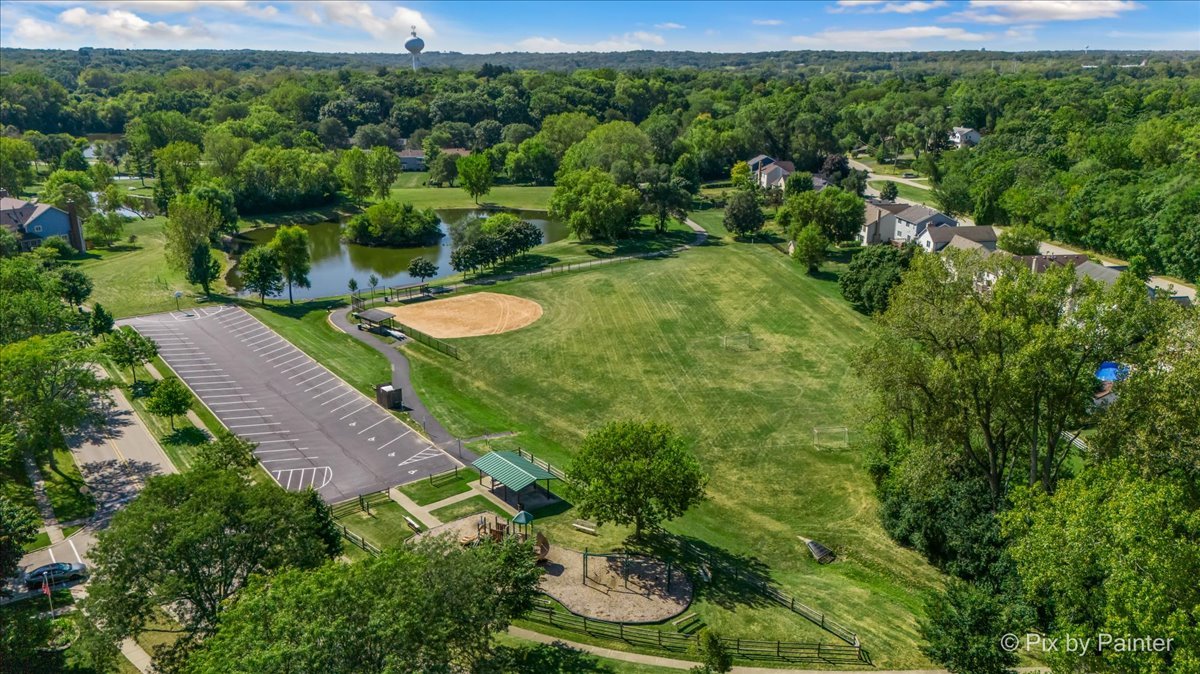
540,546,693,623
383,292,543,338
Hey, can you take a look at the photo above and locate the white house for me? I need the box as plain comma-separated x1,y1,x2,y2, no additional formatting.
949,127,981,148
757,160,795,191
747,154,775,174
859,200,909,245
893,204,958,243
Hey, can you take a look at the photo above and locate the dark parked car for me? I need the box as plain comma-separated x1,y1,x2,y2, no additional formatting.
24,562,87,590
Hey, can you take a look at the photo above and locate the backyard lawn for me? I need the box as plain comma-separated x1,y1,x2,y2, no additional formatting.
397,210,943,668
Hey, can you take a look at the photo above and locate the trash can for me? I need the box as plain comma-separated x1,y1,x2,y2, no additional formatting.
375,384,402,409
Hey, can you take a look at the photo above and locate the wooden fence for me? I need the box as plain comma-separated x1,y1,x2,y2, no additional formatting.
330,490,390,556
523,603,870,666
514,447,568,481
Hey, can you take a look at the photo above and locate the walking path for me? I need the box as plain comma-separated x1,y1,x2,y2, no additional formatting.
510,627,1048,674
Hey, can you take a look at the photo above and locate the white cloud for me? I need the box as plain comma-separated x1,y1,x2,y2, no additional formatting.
13,17,68,42
86,1,278,18
514,31,666,53
59,7,210,40
753,18,784,26
791,25,991,48
945,0,1142,24
654,22,686,30
318,1,433,39
832,0,948,14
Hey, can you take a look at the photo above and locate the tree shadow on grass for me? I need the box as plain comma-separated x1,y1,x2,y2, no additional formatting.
487,643,615,674
626,532,774,612
163,427,210,447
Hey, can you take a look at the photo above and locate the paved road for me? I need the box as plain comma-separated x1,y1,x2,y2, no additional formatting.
1039,241,1196,301
13,383,173,587
122,305,456,502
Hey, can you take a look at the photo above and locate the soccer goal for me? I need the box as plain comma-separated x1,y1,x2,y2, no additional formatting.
721,332,755,351
812,426,850,449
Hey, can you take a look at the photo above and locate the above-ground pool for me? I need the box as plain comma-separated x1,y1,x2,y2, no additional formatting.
1095,361,1129,382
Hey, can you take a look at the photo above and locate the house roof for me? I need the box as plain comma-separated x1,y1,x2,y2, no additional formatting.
397,149,424,158
953,126,977,135
924,225,997,245
812,175,830,191
473,450,557,492
1075,261,1122,287
1012,254,1091,273
944,235,996,252
747,154,774,167
868,199,908,214
864,203,895,224
774,160,796,173
896,204,953,226
0,197,61,234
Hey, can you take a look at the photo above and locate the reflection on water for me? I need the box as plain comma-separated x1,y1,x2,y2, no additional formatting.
228,208,566,301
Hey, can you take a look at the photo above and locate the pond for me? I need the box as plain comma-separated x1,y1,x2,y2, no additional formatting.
227,208,567,301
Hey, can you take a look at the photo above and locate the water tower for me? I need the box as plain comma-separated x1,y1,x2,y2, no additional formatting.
404,26,424,71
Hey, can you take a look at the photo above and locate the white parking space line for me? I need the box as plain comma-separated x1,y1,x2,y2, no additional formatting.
239,329,271,341
174,368,223,373
377,433,411,451
182,375,232,380
288,366,320,380
224,414,274,420
256,448,307,454
69,539,82,564
256,439,300,443
268,352,304,365
238,431,291,436
329,397,364,414
194,386,244,392
357,418,387,435
320,390,355,406
261,458,309,463
229,422,282,428
221,318,255,329
304,379,335,393
203,394,256,399
245,336,277,348
279,359,313,373
258,345,290,358
312,386,347,400
208,400,259,406
49,548,57,563
252,339,284,351
338,403,372,420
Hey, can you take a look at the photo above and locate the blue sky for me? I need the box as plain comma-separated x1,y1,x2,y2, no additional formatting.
1,1,1197,53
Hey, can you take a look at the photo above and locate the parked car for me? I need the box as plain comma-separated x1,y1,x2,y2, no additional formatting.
901,172,917,178
24,562,87,590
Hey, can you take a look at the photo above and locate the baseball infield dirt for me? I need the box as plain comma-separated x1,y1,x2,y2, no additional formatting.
382,292,543,338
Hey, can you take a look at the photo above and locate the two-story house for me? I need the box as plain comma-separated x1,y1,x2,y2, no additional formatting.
0,190,84,252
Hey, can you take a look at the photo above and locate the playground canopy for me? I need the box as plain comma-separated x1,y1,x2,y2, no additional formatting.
473,451,557,493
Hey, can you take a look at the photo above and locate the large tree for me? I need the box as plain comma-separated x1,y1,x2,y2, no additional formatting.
777,187,864,243
145,376,192,430
549,168,641,242
839,243,918,315
164,194,220,275
639,163,691,234
0,495,39,585
268,225,311,304
1,332,110,448
336,146,371,202
568,420,707,538
366,145,402,200
104,326,158,383
723,189,764,239
184,536,541,674
791,224,827,274
456,153,494,204
186,243,221,296
0,136,37,196
81,467,342,670
238,246,284,304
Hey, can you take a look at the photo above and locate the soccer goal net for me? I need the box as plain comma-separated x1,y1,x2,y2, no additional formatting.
812,426,850,449
721,332,755,351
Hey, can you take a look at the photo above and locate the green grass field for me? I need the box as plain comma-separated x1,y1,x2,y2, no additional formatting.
390,183,554,210
394,209,942,668
338,500,418,549
868,180,934,207
73,216,231,318
430,494,509,522
399,467,480,506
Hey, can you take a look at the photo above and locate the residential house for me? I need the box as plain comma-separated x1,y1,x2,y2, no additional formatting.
949,127,981,148
756,160,795,191
746,154,775,174
918,225,997,253
0,190,84,252
893,204,958,243
859,200,908,245
398,149,426,171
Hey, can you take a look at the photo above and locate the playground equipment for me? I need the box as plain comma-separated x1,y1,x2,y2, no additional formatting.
582,548,679,595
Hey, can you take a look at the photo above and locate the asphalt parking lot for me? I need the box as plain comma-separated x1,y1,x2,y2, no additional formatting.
124,305,456,502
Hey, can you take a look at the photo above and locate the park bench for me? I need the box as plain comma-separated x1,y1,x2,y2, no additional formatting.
572,519,598,535
672,612,701,632
404,516,422,533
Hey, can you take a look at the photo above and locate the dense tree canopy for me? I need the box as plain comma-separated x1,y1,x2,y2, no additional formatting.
343,200,441,247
